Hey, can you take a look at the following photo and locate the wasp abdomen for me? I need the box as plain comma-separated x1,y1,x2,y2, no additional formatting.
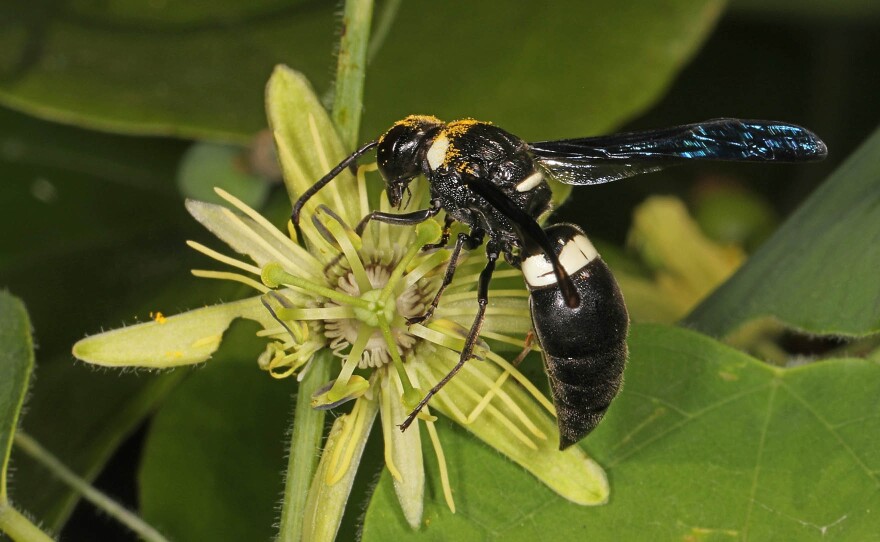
523,224,629,449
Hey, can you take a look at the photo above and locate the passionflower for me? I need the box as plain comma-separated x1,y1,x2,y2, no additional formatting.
72,66,608,538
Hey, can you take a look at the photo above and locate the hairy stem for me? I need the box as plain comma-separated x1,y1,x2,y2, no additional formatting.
331,0,375,149
277,1,375,540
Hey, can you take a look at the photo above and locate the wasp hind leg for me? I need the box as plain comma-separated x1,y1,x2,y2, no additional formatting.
399,246,499,431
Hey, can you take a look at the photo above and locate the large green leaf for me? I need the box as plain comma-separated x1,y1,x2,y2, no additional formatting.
138,323,294,542
0,1,723,141
362,324,880,540
0,0,335,141
362,0,725,139
686,125,880,338
0,292,32,503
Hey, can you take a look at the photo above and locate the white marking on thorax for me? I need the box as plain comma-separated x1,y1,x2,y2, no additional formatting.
426,134,449,170
515,170,544,192
522,234,599,288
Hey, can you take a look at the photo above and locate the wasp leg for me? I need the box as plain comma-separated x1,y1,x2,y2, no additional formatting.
353,198,442,235
420,215,454,251
399,246,499,431
406,228,484,326
511,330,536,367
260,293,296,339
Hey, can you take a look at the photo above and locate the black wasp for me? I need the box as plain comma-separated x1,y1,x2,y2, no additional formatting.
292,115,826,449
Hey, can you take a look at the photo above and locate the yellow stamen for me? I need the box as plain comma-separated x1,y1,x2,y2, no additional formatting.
487,351,556,415
187,241,262,276
220,207,307,275
439,307,531,318
326,397,369,485
356,163,377,221
191,269,270,293
262,263,372,310
448,269,523,291
328,329,371,401
402,250,450,290
379,375,402,482
276,306,354,320
314,207,371,292
213,187,322,275
476,330,531,349
376,317,420,406
425,418,455,514
457,358,546,440
378,221,440,302
438,289,530,303
466,368,511,424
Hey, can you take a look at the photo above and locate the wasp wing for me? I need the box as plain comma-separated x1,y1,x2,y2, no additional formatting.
529,118,827,186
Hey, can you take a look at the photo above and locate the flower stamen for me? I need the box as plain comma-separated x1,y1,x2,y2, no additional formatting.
424,418,455,513
214,187,322,276
187,241,263,276
191,269,271,293
379,377,403,482
326,396,371,485
262,263,372,310
355,163,377,219
326,329,371,402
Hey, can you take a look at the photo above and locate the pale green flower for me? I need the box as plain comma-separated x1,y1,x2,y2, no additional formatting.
73,66,608,538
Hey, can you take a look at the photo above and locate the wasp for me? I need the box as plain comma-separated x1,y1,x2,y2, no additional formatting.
292,115,826,449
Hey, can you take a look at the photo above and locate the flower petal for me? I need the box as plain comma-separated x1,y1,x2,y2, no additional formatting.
301,396,378,541
416,348,610,505
185,199,320,278
379,368,424,528
73,296,276,368
266,66,363,254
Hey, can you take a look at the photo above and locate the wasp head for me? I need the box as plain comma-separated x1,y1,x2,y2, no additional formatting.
377,115,444,207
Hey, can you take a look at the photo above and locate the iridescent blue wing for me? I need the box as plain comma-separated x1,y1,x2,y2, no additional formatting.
529,118,827,186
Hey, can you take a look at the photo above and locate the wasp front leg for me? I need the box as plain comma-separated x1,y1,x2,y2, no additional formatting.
353,198,443,235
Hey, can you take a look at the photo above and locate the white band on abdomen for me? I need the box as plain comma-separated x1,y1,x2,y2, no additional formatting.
522,234,599,287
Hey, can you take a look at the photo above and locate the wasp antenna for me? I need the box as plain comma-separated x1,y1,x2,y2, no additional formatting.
290,139,378,226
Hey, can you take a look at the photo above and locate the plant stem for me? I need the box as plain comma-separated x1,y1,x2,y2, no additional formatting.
12,432,168,542
331,0,375,149
277,352,333,542
277,1,375,540
0,502,54,542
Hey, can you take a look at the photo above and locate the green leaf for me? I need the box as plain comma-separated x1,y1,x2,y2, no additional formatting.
1,1,722,141
138,322,293,542
362,324,880,540
362,0,725,139
0,292,33,503
686,125,880,337
0,1,336,141
177,142,270,209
